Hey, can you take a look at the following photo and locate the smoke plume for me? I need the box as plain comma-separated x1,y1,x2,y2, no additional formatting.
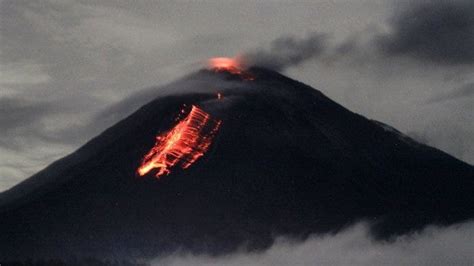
376,0,474,64
242,33,328,71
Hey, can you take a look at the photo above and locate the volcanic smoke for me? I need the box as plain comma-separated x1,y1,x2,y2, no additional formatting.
137,105,222,178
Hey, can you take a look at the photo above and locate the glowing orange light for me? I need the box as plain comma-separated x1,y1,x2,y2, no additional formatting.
137,105,222,178
208,57,240,72
208,57,255,81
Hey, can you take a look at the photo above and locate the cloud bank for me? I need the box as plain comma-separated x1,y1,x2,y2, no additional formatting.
154,221,474,266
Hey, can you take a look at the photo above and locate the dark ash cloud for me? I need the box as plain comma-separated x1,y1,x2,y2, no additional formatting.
376,0,474,64
242,33,328,71
428,82,474,103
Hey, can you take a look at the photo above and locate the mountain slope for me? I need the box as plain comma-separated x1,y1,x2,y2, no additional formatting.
0,67,472,260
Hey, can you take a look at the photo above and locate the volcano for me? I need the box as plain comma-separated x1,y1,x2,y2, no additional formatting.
0,67,473,261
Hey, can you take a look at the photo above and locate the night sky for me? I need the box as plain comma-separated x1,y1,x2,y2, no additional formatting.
1,0,473,195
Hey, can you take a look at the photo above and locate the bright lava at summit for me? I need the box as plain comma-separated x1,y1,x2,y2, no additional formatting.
208,57,255,80
137,105,222,178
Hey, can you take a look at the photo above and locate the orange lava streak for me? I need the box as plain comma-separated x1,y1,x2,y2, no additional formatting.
208,57,255,80
137,105,222,178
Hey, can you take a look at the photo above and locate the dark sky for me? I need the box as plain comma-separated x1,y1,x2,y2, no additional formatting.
1,0,473,192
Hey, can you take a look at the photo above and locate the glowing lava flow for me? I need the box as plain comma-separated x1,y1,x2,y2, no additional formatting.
208,57,255,80
137,105,222,178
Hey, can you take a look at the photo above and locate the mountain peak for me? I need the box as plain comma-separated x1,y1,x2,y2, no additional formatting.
1,68,472,260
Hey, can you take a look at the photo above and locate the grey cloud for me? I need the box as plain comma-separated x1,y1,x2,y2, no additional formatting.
0,97,50,136
0,96,80,164
242,33,328,71
0,97,72,190
407,82,474,161
154,222,474,266
428,82,474,103
376,0,474,64
0,95,94,147
417,122,472,164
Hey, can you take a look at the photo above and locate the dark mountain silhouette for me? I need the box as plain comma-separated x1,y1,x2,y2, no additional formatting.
0,67,473,261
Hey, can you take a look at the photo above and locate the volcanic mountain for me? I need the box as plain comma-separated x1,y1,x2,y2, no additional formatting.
0,67,473,261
